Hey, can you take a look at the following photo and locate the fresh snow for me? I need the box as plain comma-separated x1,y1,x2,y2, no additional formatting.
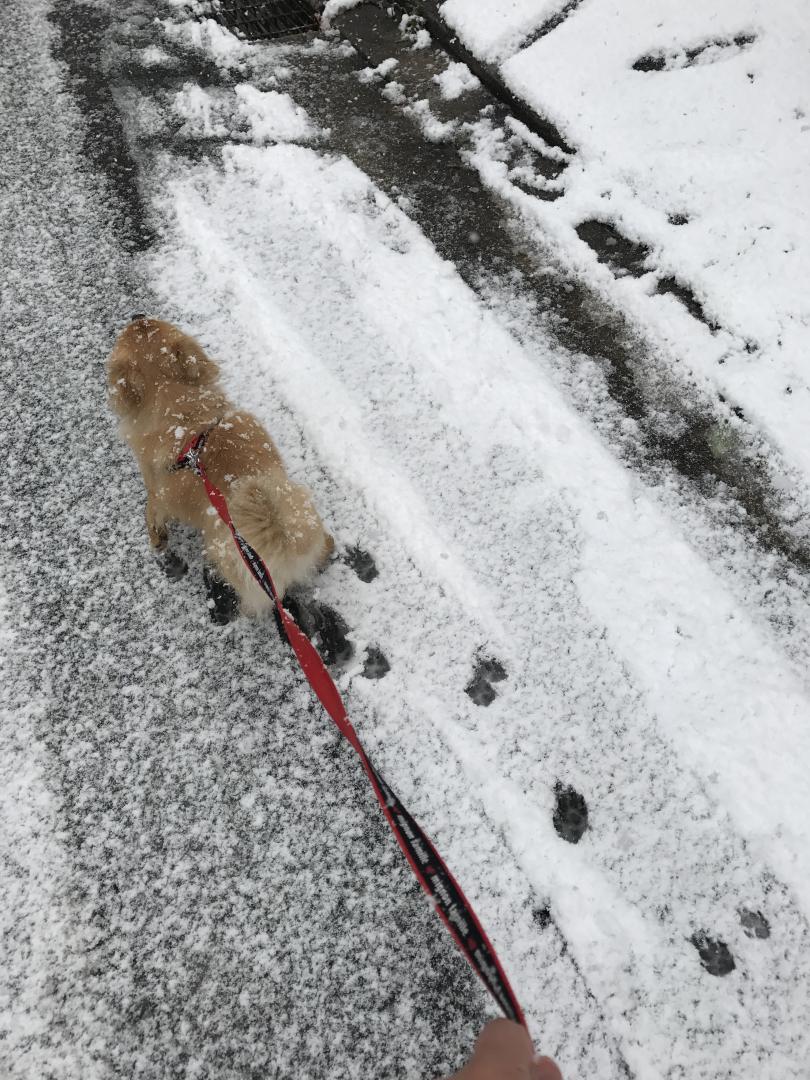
439,0,572,63
2,2,810,1079
235,86,317,144
146,31,810,1076
447,0,810,488
433,61,481,101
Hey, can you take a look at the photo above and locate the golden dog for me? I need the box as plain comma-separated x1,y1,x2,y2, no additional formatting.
108,316,333,615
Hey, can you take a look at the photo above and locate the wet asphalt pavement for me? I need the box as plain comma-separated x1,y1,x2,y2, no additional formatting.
0,3,485,1077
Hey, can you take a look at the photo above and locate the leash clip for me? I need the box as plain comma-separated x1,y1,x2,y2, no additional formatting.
174,427,214,475
174,444,201,475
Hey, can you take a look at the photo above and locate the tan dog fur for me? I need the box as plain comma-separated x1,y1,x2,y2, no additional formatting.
107,317,333,615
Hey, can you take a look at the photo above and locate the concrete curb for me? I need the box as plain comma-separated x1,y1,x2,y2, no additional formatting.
395,0,574,154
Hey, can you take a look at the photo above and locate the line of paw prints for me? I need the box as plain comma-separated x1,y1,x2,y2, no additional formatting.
465,654,771,977
182,544,772,977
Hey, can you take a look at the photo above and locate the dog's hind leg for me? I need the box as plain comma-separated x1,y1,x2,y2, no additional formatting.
145,488,188,580
145,490,169,550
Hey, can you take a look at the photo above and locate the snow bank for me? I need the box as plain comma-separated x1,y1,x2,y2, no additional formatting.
439,0,573,63
447,0,810,485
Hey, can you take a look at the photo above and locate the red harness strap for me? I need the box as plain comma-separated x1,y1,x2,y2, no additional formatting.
176,430,526,1027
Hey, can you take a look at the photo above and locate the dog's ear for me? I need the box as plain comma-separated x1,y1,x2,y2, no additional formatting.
107,351,144,415
165,328,220,386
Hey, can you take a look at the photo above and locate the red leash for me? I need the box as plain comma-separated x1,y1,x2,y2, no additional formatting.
176,430,526,1026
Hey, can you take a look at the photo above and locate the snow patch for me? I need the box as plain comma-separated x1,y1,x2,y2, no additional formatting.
163,15,252,67
460,0,810,489
440,0,573,62
139,44,172,67
235,85,316,144
173,83,229,138
433,61,481,100
322,0,365,30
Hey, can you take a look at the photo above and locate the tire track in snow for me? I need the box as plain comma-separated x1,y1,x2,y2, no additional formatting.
286,11,810,650
0,4,494,1078
148,143,810,1078
139,4,810,676
76,6,810,1076
0,586,103,1080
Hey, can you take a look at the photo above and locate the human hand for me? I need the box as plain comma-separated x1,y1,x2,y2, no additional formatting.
450,1019,562,1080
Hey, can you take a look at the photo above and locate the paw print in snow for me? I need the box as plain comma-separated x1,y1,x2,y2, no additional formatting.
552,782,588,844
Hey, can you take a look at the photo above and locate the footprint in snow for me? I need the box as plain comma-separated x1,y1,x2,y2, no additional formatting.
738,907,771,939
362,645,390,680
575,218,650,278
465,655,507,707
575,217,718,329
159,549,188,581
690,931,736,976
532,905,552,929
343,544,379,583
632,32,756,72
552,782,589,844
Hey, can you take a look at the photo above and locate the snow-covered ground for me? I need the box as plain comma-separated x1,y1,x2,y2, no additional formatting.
2,1,810,1078
442,0,810,486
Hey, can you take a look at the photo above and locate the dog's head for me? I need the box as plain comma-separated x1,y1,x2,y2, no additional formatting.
107,316,220,417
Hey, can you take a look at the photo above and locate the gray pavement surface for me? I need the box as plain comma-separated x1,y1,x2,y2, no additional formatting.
0,3,484,1077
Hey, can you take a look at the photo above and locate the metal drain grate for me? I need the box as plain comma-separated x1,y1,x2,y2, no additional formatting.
197,0,321,40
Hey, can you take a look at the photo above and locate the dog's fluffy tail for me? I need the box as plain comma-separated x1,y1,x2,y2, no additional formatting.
229,473,333,596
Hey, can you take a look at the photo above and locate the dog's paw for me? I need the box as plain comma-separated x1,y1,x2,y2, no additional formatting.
203,566,239,625
313,603,354,665
690,931,736,976
281,593,354,666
